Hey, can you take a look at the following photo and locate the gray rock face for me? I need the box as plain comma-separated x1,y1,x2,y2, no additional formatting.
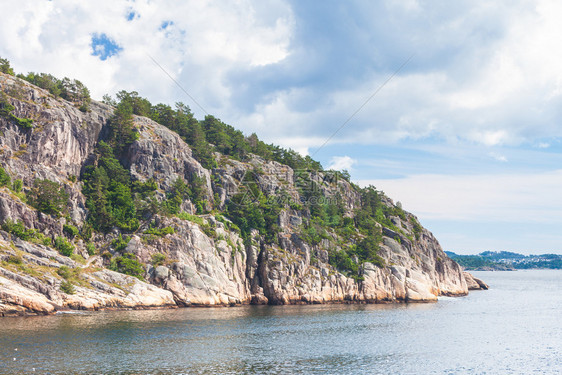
126,117,213,197
463,271,489,290
0,72,478,316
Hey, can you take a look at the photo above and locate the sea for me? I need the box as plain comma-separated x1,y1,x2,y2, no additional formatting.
0,270,560,374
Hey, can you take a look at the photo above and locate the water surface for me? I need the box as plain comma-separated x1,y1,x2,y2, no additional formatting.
0,270,560,374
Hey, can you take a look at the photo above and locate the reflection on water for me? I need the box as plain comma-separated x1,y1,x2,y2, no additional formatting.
1,270,561,374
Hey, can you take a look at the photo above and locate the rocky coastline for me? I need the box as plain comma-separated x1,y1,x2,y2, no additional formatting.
0,72,485,317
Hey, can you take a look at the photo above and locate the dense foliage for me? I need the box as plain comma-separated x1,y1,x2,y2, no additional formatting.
1,219,52,246
18,72,91,112
29,179,69,217
81,96,142,232
0,166,10,187
109,253,145,279
0,57,15,75
103,90,323,171
54,235,74,257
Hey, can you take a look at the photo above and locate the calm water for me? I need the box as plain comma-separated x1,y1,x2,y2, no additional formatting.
0,270,560,374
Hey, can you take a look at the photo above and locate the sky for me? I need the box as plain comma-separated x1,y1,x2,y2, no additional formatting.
1,0,562,254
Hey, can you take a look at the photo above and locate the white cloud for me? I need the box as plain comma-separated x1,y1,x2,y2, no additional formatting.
0,0,294,117
489,152,508,162
358,170,562,223
327,156,356,171
2,0,562,148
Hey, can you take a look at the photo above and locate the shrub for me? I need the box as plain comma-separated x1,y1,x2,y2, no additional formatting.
70,253,86,264
177,212,205,226
86,242,96,256
11,179,22,192
54,236,74,257
151,253,166,267
144,226,175,237
57,265,73,279
6,255,23,265
0,91,33,129
30,232,53,247
329,249,359,276
109,253,144,279
411,218,422,240
1,219,35,240
60,280,75,294
63,224,79,238
111,234,130,252
80,222,93,240
0,166,10,186
11,116,33,128
81,142,139,232
29,179,69,217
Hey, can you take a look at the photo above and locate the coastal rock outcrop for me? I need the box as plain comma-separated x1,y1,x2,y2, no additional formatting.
0,72,481,316
463,271,489,290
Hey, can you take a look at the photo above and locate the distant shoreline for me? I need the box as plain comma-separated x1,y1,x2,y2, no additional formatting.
446,251,562,271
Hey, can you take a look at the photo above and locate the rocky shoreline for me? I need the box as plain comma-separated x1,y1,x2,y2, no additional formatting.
1,72,485,317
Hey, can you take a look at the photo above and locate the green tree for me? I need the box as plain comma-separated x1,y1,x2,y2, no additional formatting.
187,122,216,169
54,235,74,256
59,78,91,111
29,179,69,216
0,166,10,186
0,57,14,75
116,90,151,116
163,177,190,215
82,142,139,232
0,91,15,118
108,101,138,155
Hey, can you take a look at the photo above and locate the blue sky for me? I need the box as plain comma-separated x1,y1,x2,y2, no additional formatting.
2,0,562,254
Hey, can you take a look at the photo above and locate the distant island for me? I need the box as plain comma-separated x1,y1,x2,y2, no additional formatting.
445,251,562,270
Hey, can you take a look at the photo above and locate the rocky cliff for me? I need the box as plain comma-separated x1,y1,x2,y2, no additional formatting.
0,72,476,316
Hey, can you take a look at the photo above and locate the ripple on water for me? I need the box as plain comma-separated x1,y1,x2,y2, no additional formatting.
0,270,561,375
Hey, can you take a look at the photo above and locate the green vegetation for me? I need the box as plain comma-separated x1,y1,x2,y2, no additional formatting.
29,179,69,217
60,280,76,294
109,253,145,279
111,234,130,252
6,255,23,265
82,141,140,232
12,179,23,193
151,253,167,267
54,236,74,257
86,242,96,256
0,166,11,187
1,219,52,246
0,56,429,286
177,212,205,226
163,177,196,215
0,91,33,128
57,265,80,280
63,224,79,238
144,226,175,237
447,251,562,270
0,57,15,75
1,219,35,241
19,72,91,111
101,90,323,171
